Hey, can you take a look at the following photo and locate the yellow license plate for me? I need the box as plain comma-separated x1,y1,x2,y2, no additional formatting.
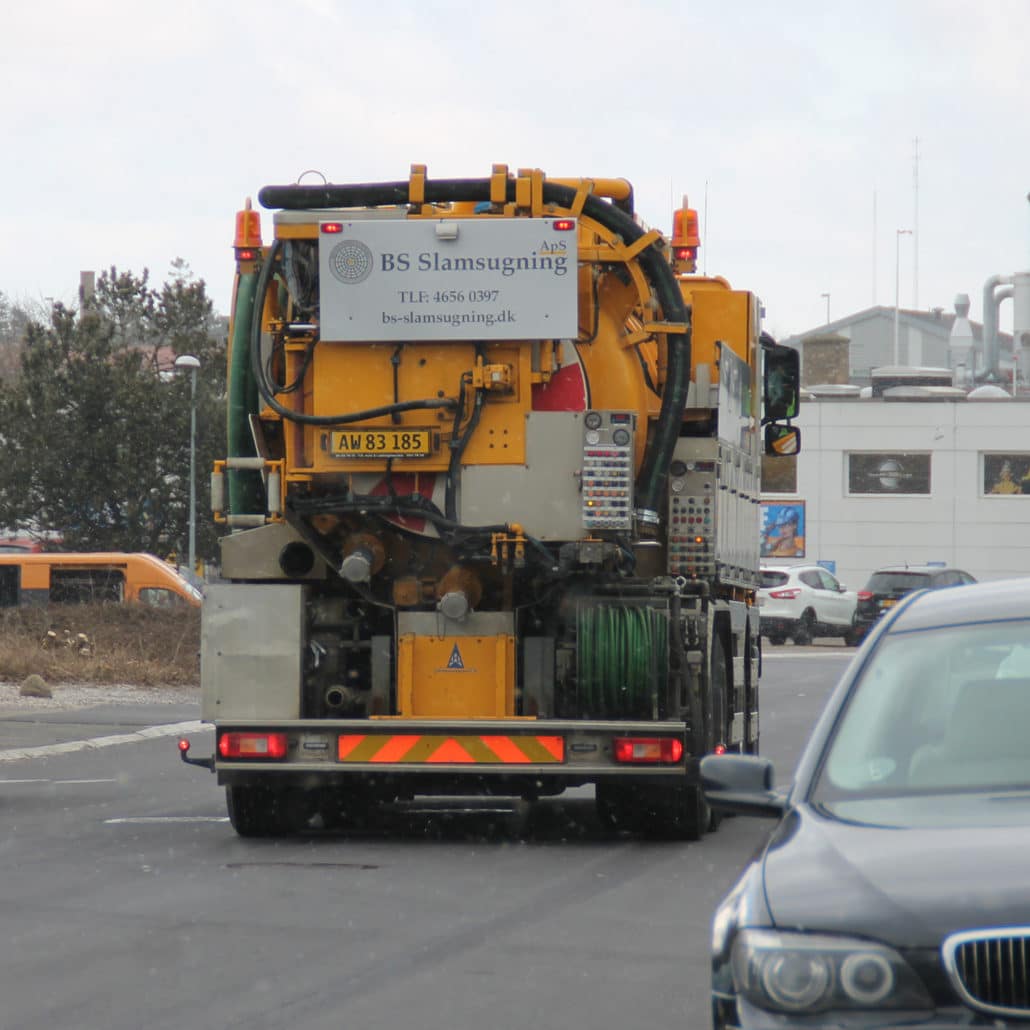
330,429,434,458
881,599,897,609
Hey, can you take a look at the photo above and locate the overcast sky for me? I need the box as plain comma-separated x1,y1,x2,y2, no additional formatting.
4,0,1028,340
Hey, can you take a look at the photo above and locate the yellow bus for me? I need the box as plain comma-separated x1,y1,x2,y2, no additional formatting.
0,553,203,608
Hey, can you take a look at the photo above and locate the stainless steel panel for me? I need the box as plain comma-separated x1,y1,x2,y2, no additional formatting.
201,583,304,721
460,412,585,539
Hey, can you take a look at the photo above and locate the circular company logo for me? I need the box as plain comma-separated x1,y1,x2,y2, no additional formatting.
328,240,373,284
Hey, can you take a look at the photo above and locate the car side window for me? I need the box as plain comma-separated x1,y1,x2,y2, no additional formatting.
799,570,822,590
818,570,840,591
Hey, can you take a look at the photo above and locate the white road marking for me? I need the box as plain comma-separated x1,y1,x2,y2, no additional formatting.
105,816,229,824
0,719,207,763
54,778,120,785
763,651,852,659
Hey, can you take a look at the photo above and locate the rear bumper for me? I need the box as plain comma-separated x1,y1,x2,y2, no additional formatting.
758,616,796,635
207,718,697,789
854,603,890,629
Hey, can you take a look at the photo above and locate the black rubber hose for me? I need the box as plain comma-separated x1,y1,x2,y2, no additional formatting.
250,240,457,427
258,177,690,522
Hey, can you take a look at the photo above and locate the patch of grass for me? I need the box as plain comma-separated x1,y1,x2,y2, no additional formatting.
0,603,200,686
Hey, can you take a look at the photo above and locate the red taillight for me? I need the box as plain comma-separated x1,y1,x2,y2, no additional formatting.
714,743,727,755
551,218,576,231
768,588,801,600
613,736,684,764
218,732,288,760
320,222,343,234
857,590,873,601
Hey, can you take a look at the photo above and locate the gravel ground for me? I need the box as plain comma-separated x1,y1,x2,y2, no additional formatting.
0,681,200,712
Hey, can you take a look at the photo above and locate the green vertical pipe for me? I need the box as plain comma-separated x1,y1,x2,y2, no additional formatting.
226,271,264,516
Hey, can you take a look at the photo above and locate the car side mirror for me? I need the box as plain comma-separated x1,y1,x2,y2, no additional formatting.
701,753,786,818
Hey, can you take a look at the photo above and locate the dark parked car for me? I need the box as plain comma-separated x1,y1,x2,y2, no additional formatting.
854,563,975,636
703,577,1030,1028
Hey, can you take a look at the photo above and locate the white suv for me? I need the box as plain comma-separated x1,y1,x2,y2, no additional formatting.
758,564,860,646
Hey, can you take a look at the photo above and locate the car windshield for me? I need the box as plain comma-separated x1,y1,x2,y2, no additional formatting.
811,618,1030,823
866,571,931,592
760,570,789,588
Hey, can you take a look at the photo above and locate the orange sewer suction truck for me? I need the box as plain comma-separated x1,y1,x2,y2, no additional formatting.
179,165,800,839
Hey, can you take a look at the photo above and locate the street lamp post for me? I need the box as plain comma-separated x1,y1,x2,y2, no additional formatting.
820,292,831,324
174,354,201,583
894,229,912,365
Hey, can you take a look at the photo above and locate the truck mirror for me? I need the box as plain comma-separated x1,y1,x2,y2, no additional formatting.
763,345,800,421
765,424,801,457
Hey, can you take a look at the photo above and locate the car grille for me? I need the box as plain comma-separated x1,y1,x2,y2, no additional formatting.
944,928,1030,1017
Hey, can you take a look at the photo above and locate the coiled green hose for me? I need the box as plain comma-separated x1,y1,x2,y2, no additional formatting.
577,604,668,718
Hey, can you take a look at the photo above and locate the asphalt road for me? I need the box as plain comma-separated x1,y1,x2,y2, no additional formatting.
0,646,851,1030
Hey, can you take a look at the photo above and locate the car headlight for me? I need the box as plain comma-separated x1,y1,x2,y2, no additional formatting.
730,930,932,1013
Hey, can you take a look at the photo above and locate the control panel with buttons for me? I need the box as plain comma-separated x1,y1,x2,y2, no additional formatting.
667,449,717,579
580,411,635,530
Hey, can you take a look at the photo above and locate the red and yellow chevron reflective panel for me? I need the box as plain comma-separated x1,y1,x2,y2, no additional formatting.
336,733,565,764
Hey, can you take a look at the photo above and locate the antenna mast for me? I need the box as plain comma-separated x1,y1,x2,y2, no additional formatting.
913,137,920,310
873,188,881,302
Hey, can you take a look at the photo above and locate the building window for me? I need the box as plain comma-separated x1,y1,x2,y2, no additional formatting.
982,453,1030,496
847,452,931,495
761,501,806,558
761,454,797,494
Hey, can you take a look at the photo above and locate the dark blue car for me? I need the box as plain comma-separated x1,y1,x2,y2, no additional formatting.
704,577,1030,1028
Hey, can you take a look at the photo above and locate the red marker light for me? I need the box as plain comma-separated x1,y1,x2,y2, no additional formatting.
178,738,190,753
551,219,575,231
235,248,258,261
675,246,698,262
714,743,727,755
321,222,343,234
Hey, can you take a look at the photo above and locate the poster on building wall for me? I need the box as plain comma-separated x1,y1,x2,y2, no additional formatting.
760,501,806,558
982,454,1030,495
847,453,931,495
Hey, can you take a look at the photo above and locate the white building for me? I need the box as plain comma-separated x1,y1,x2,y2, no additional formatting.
764,390,1030,591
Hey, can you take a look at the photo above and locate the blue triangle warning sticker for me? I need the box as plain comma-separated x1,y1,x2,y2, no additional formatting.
447,643,465,670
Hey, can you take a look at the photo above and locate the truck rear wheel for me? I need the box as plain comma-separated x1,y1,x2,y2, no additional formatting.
595,783,637,833
226,785,306,838
640,783,708,841
596,782,707,840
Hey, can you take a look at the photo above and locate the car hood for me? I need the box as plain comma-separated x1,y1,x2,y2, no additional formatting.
761,805,1030,946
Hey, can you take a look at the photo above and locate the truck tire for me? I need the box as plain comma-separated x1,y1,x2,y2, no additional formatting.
704,631,730,831
226,785,303,838
595,782,637,834
640,782,708,841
